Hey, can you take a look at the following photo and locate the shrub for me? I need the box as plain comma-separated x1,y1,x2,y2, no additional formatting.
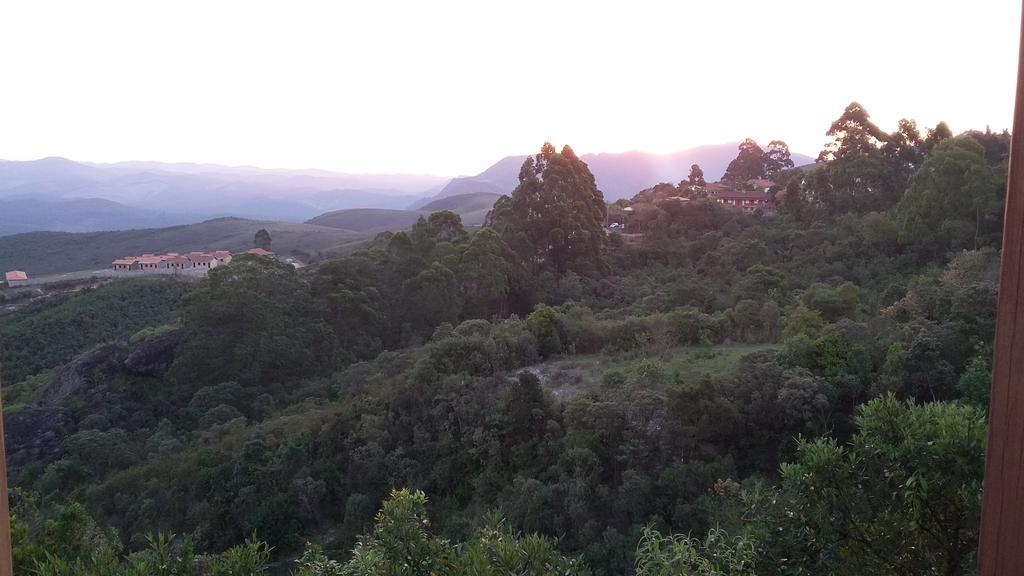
528,305,564,358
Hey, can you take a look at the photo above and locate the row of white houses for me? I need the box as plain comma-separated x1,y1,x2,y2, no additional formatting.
111,248,273,273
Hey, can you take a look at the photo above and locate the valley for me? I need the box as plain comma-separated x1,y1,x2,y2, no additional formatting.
0,117,1004,574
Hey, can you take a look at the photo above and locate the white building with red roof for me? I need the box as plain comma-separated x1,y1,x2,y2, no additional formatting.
4,270,28,287
111,249,235,275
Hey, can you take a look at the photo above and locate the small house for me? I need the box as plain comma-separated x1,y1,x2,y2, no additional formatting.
708,186,772,213
4,270,28,287
189,254,217,269
112,258,136,271
212,250,233,265
163,255,191,269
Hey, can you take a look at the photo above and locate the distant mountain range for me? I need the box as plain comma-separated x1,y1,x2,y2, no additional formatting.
415,142,815,205
0,143,812,236
0,197,199,236
0,157,447,236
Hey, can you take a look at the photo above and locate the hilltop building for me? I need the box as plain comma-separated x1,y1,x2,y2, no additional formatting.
110,248,274,275
4,270,28,287
706,180,776,213
111,250,234,274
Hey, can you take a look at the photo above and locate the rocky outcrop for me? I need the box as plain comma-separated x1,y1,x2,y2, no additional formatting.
38,344,127,407
7,329,185,476
124,329,184,376
4,406,75,473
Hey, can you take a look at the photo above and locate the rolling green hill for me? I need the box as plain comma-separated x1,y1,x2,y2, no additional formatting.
305,208,427,233
418,192,501,224
308,192,501,232
0,217,369,276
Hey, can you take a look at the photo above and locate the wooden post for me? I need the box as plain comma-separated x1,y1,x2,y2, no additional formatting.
978,2,1024,573
0,364,12,576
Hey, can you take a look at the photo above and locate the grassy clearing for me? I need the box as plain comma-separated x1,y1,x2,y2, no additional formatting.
526,343,780,397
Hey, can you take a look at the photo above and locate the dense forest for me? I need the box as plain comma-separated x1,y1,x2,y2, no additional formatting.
0,102,1009,575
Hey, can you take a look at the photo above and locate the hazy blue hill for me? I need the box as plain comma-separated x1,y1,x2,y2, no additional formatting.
419,155,527,206
0,197,201,236
0,156,109,187
0,218,369,276
0,158,447,227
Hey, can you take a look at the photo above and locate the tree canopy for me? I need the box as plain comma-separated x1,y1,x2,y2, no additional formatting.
486,142,607,278
722,139,767,183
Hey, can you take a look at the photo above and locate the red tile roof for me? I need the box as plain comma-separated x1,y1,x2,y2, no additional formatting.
710,189,770,201
5,270,27,281
110,249,233,267
705,182,735,192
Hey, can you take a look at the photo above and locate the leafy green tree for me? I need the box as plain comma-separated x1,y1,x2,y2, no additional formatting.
722,139,766,183
862,211,900,254
410,210,469,256
822,152,907,215
458,228,518,318
802,282,859,321
688,164,706,187
765,396,985,576
962,127,1011,166
486,142,607,279
763,140,794,177
343,490,588,576
818,101,889,162
882,118,924,167
925,121,954,153
957,355,992,409
782,305,824,340
897,136,1003,252
778,178,809,222
812,330,868,379
527,304,563,357
312,255,388,359
401,262,461,338
682,163,707,198
254,228,272,251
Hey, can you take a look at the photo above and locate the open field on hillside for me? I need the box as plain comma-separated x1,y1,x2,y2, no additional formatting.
0,218,370,276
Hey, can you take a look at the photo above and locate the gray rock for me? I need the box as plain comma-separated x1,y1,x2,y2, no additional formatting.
124,329,184,376
38,344,126,407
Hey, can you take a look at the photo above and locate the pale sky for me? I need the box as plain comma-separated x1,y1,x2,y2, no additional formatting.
0,0,1020,176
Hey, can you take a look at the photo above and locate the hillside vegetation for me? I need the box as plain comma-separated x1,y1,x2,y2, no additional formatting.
0,218,369,276
305,208,427,233
307,193,500,232
1,104,1009,575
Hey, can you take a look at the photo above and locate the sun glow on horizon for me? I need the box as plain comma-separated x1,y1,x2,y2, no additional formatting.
0,0,1018,176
